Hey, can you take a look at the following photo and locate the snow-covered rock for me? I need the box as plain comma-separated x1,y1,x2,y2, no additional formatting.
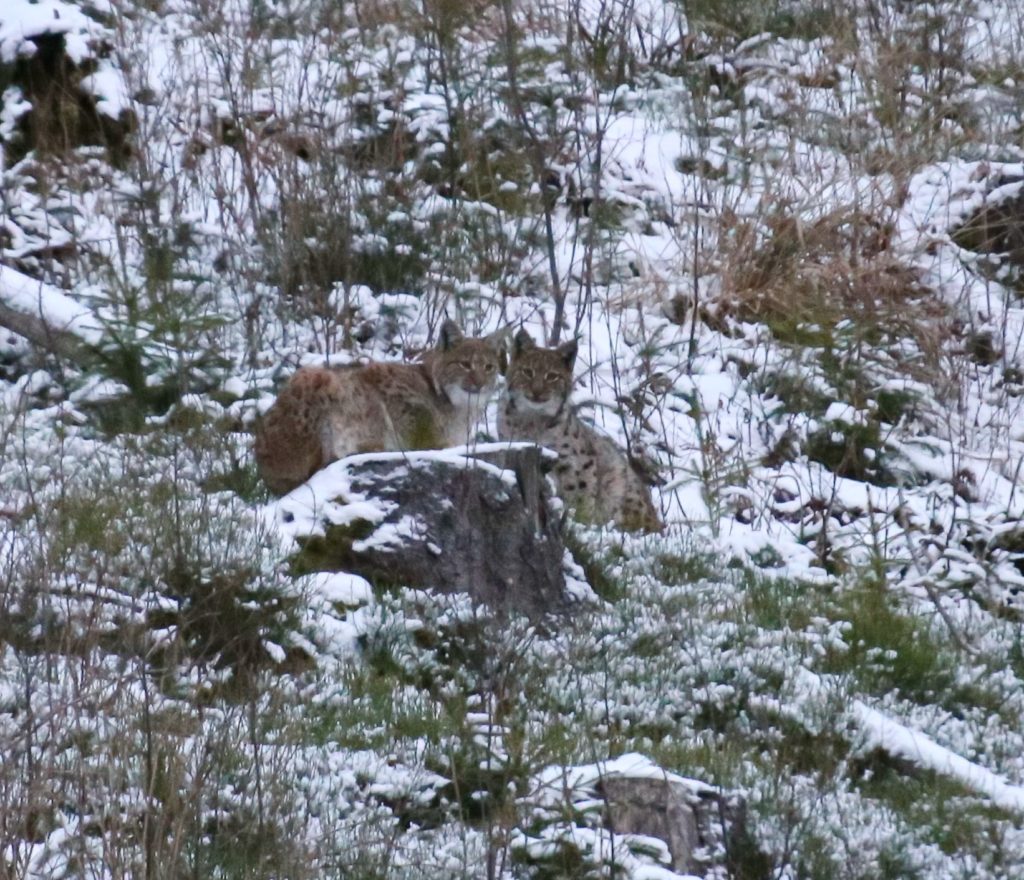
276,443,572,618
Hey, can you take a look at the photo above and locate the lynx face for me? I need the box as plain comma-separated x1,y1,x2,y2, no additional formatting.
429,322,504,406
503,331,576,419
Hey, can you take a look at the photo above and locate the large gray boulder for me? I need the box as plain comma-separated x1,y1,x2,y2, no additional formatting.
272,443,572,618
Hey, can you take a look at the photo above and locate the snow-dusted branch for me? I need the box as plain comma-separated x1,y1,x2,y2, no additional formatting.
0,264,103,362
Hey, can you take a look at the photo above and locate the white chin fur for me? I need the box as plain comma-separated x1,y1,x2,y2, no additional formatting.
511,393,561,416
445,385,485,408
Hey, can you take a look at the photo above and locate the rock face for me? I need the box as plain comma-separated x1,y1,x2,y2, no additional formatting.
2,32,133,165
951,174,1024,267
600,775,702,874
281,443,570,618
523,754,768,878
599,772,758,877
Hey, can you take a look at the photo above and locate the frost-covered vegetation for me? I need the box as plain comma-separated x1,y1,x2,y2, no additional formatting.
4,0,1024,876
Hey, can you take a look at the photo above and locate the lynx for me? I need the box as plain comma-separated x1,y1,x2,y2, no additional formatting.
255,321,504,495
498,330,663,533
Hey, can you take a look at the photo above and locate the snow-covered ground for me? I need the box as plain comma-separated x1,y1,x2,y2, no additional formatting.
4,0,1024,876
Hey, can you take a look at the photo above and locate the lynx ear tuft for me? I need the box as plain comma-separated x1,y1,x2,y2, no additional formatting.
558,338,579,369
513,328,536,357
438,320,464,350
485,325,513,352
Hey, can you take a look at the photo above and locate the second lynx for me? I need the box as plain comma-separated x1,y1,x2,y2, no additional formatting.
498,330,662,533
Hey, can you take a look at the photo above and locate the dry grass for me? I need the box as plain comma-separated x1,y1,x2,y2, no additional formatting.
711,206,950,375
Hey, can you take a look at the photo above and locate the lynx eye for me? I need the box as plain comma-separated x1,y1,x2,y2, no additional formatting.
520,368,535,379
459,361,472,369
546,371,562,381
484,363,496,372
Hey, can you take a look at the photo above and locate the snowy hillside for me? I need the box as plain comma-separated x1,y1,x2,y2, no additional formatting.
4,0,1024,876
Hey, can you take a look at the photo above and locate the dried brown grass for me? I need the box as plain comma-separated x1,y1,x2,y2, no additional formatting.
712,207,950,376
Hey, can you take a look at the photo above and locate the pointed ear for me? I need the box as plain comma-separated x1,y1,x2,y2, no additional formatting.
485,326,514,374
438,320,464,350
513,328,536,358
558,338,578,369
485,325,513,352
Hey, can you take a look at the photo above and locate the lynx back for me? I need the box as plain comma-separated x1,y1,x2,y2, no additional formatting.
255,321,504,495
